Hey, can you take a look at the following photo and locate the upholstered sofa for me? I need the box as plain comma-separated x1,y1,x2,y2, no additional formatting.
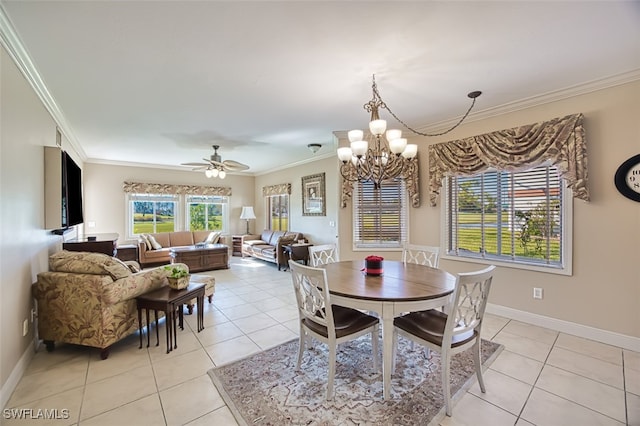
241,230,303,270
138,230,229,268
32,250,186,359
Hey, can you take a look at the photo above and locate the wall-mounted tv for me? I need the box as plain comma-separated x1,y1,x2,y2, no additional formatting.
62,150,84,228
45,147,84,232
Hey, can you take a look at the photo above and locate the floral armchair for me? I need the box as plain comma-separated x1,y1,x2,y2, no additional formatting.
32,250,182,359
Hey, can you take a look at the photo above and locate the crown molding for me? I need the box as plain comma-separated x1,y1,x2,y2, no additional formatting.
417,69,640,134
0,4,86,160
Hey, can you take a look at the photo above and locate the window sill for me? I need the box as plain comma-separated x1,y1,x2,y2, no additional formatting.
441,254,572,276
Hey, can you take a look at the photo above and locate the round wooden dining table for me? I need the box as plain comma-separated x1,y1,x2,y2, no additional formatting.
320,260,456,400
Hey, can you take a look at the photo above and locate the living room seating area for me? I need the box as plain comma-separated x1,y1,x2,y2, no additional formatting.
240,229,304,270
138,230,228,268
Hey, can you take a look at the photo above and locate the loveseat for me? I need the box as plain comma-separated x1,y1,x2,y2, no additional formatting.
138,230,228,268
32,250,182,359
241,229,303,270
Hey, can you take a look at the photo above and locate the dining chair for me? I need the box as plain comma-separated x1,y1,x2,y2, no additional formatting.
308,243,338,266
402,243,440,267
289,260,379,400
392,265,496,416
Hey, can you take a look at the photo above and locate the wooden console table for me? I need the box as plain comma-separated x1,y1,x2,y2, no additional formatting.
63,233,118,256
136,282,205,354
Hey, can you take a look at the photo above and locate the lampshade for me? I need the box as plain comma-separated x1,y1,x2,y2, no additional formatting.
239,206,256,220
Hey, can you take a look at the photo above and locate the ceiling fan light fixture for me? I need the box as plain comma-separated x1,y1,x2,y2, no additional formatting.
218,170,226,179
307,143,322,154
205,169,214,178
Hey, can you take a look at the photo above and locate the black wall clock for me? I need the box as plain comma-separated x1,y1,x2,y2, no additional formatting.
614,154,640,202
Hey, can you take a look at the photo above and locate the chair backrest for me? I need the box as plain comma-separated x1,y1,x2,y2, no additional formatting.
308,244,338,266
402,244,440,268
289,260,336,337
446,265,496,341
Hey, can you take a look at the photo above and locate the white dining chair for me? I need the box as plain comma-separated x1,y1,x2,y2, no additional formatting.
402,243,440,268
392,265,496,416
308,243,338,266
289,260,379,400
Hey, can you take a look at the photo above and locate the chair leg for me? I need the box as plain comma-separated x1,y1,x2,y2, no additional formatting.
371,325,379,371
296,327,305,370
392,330,398,373
327,345,336,401
473,339,486,393
442,350,452,417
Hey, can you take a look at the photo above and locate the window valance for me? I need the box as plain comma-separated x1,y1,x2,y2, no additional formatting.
262,183,291,196
340,157,420,208
428,113,589,206
123,181,232,196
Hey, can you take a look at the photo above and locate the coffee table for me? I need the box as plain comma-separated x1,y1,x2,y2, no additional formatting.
136,282,205,354
169,243,229,272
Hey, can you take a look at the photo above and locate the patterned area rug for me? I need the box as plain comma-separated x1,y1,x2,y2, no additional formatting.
208,334,503,425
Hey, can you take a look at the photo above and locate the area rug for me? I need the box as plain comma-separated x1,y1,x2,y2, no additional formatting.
208,334,503,425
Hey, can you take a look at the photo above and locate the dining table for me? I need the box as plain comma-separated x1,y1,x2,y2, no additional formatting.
320,259,456,400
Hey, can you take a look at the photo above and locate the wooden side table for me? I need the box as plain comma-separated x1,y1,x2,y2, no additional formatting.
282,243,313,270
232,235,245,257
136,282,205,354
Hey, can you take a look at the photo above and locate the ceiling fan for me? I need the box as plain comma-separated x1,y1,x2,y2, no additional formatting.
181,145,249,179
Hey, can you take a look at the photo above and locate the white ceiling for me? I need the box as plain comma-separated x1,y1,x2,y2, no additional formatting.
2,1,640,175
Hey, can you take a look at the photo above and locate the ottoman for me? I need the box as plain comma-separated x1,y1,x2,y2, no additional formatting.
186,274,215,314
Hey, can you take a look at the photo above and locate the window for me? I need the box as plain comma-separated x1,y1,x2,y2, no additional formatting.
129,193,178,234
267,194,289,231
353,180,407,249
186,195,229,232
445,164,570,271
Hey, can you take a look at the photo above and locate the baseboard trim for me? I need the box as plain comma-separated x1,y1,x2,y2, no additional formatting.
487,303,640,352
1,341,35,409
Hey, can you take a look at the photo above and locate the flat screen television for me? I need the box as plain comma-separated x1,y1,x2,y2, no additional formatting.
62,150,84,228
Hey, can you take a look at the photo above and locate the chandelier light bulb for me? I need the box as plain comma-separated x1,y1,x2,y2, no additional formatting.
211,168,219,178
386,129,402,142
348,129,364,143
205,169,214,178
401,144,418,159
369,119,387,136
218,170,226,179
389,137,408,155
351,140,368,157
337,147,353,162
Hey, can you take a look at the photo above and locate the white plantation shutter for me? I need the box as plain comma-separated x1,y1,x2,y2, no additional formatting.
354,180,407,249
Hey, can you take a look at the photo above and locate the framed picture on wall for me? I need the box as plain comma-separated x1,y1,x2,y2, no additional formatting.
302,173,325,216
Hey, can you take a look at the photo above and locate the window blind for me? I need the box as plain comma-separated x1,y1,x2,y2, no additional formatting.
354,180,407,248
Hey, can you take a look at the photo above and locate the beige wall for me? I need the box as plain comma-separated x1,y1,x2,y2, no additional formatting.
0,46,67,396
83,163,255,244
338,80,640,339
253,156,340,247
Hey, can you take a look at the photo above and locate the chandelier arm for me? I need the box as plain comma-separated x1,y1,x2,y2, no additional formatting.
382,95,479,137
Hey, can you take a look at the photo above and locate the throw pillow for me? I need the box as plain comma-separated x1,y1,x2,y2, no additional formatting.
50,250,132,280
204,231,221,245
140,234,152,251
147,234,162,250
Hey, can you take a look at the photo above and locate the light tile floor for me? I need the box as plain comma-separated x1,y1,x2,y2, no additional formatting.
4,257,639,425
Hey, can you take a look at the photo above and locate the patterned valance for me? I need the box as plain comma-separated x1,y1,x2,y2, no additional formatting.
428,113,589,206
262,183,291,196
340,157,420,208
123,181,232,196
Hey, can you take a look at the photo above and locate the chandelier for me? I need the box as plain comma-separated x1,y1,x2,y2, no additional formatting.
337,75,481,188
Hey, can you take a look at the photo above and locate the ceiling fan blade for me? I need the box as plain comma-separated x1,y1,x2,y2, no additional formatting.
211,160,225,168
223,160,250,171
191,166,208,171
182,162,210,167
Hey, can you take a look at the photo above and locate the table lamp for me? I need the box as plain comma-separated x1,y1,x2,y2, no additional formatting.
239,206,256,234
